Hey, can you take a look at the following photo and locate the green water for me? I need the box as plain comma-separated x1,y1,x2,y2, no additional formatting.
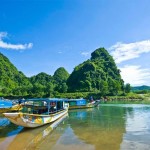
0,104,150,150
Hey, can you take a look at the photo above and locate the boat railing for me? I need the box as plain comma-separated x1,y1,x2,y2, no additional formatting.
21,106,65,115
20,99,68,115
49,108,64,114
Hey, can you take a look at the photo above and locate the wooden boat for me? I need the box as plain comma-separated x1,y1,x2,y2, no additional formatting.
66,98,100,109
2,113,68,150
3,98,69,128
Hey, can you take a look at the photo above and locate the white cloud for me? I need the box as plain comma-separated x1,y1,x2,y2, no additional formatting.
0,32,33,50
81,52,90,57
109,40,150,63
58,51,62,54
0,32,7,39
119,65,150,86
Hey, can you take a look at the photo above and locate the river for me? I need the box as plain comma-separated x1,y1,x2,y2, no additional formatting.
0,104,150,150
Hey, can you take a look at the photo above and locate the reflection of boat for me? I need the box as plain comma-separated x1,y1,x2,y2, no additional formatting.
25,113,68,149
0,114,68,150
66,99,100,109
3,98,69,128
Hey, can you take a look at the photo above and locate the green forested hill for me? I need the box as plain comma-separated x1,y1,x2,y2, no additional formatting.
28,67,70,96
29,72,53,86
53,67,69,93
53,67,69,82
29,72,54,97
0,48,125,98
67,48,124,95
131,85,150,91
0,53,32,96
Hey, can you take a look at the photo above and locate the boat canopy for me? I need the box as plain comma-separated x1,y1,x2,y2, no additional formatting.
25,98,67,102
65,99,87,106
20,98,68,114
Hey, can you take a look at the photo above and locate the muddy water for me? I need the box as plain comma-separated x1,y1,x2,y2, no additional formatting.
0,104,150,150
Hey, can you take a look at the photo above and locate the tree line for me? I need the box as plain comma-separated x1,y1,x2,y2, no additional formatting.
0,48,131,99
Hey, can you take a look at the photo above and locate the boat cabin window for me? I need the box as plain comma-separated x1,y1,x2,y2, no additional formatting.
49,101,64,113
21,100,48,114
21,100,65,114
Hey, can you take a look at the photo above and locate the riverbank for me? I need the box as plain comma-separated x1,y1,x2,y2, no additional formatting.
1,92,150,104
101,93,150,104
101,100,150,104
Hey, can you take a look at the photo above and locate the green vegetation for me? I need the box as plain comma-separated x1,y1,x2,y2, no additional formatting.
0,53,32,96
53,67,69,93
67,48,124,96
131,85,150,94
0,48,149,102
29,72,54,97
131,85,150,91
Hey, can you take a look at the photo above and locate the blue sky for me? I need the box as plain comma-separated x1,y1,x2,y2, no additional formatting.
0,0,150,86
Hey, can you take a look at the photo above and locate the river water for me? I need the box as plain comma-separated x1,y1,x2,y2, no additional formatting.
0,104,150,150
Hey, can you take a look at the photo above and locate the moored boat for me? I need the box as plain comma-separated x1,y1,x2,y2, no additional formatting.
65,98,100,109
3,98,69,128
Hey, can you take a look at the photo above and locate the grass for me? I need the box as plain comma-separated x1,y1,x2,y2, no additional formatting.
101,99,150,104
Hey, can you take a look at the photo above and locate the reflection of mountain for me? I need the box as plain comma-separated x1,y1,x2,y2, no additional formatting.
68,107,127,150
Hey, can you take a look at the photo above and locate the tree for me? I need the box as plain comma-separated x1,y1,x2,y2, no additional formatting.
53,67,69,82
67,47,124,94
125,83,131,93
53,67,69,93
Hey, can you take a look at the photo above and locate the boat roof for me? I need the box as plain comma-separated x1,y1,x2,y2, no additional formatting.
24,98,86,102
25,98,67,102
65,99,86,101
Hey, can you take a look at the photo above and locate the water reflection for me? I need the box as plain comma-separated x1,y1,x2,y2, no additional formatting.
37,107,127,150
68,108,126,150
0,114,68,150
0,114,22,150
0,114,20,141
0,114,10,128
1,105,150,150
121,105,150,150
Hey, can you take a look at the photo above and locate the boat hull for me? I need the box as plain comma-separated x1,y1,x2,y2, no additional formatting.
3,109,67,128
69,105,93,109
69,101,100,109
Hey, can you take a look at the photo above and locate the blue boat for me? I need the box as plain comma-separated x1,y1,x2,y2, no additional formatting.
65,98,100,109
3,98,69,128
0,99,12,108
